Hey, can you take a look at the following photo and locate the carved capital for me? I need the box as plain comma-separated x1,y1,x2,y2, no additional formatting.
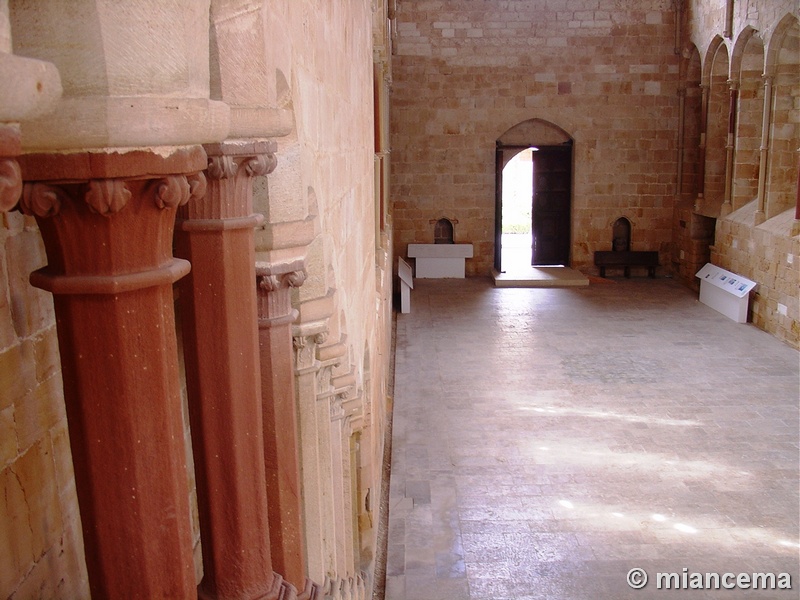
21,182,63,218
86,179,131,216
187,172,208,203
330,396,346,421
154,175,192,209
244,152,277,177
207,155,238,179
316,364,334,396
258,269,307,293
293,335,315,372
207,152,277,180
21,173,202,219
0,158,23,212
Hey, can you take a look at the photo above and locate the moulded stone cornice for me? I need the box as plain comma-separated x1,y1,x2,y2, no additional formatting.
17,146,208,182
331,372,356,396
294,290,337,325
256,215,319,261
255,258,306,280
19,97,230,153
228,107,293,140
341,389,364,431
317,340,347,366
0,52,61,122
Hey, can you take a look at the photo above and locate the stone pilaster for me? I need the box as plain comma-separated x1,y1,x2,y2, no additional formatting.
175,140,292,600
292,321,336,585
755,75,773,225
17,147,206,599
256,261,323,600
694,83,709,212
720,81,738,217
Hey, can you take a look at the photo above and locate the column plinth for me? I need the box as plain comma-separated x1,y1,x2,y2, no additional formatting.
176,140,293,599
17,148,206,599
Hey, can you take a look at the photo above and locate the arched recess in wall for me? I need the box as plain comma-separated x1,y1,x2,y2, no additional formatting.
764,14,799,219
700,36,730,217
731,27,765,211
495,119,573,271
680,44,703,200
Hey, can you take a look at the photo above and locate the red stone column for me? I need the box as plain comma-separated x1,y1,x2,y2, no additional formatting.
174,140,291,600
256,262,322,600
17,148,206,599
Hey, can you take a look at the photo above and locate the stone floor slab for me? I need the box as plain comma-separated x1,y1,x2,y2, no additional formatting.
385,277,799,599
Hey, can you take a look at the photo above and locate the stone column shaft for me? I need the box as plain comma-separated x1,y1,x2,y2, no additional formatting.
175,140,288,600
721,82,738,215
257,263,322,600
695,83,709,208
18,148,206,599
755,76,773,224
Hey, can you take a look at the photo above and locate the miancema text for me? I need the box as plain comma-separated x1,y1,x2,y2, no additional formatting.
657,569,792,590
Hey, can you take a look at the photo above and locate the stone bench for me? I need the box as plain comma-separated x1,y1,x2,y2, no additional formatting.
594,250,659,278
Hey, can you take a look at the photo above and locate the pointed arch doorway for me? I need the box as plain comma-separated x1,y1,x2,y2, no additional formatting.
494,119,574,273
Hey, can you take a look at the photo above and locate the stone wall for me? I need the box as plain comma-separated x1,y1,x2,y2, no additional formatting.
672,1,799,345
259,1,393,596
0,212,88,598
391,0,680,275
712,204,799,348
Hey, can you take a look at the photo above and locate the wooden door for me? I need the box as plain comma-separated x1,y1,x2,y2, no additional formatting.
531,145,572,265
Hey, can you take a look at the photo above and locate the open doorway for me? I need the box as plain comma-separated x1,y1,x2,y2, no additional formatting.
500,148,534,272
495,136,573,272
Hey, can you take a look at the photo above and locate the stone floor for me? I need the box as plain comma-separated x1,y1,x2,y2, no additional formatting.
385,277,799,600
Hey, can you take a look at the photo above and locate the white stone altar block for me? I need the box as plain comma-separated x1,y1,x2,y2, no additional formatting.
398,257,414,313
696,263,756,323
407,243,473,278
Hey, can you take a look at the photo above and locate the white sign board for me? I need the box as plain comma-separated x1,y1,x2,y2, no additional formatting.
695,263,757,297
695,263,757,323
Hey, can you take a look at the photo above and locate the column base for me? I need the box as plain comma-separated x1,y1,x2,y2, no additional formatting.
198,572,298,600
296,578,323,600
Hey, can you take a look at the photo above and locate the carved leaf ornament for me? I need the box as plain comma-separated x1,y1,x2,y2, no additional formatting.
0,159,23,212
19,173,204,218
